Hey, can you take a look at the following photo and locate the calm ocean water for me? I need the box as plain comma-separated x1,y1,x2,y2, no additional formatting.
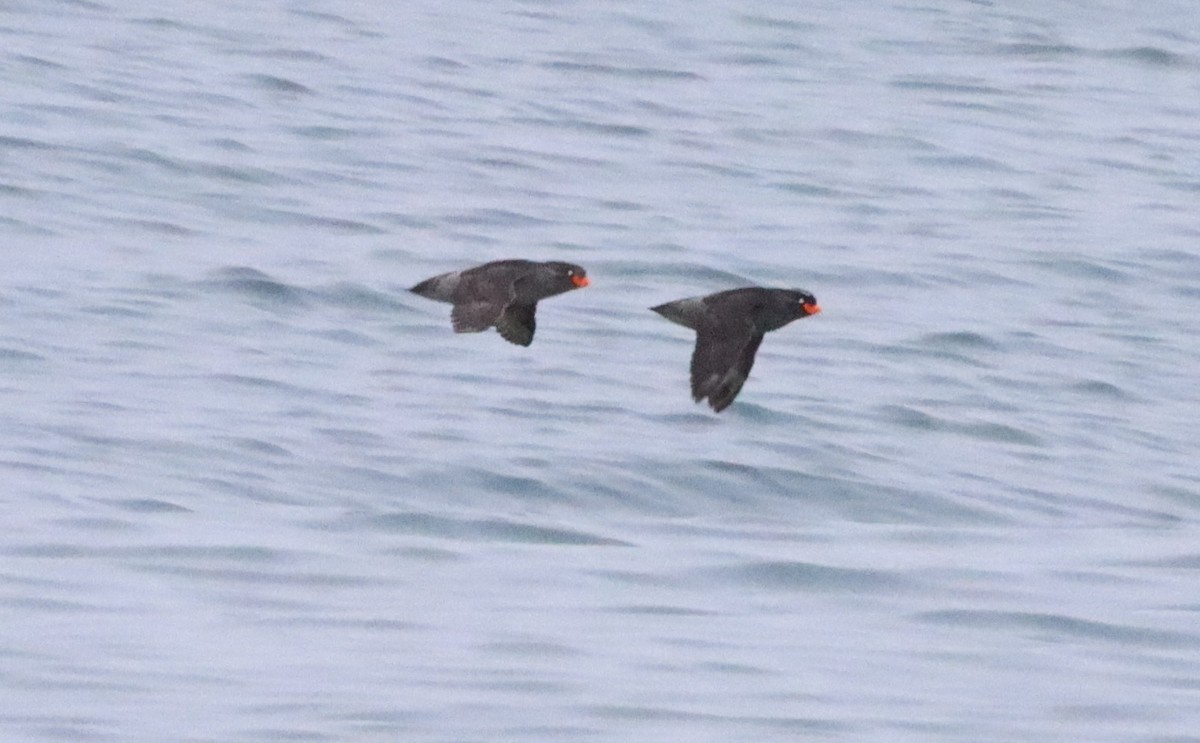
4,1,1200,741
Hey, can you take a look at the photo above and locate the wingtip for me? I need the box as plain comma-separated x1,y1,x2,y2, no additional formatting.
690,392,731,413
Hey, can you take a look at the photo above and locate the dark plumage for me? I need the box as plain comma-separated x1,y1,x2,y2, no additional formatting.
651,287,821,412
411,259,589,346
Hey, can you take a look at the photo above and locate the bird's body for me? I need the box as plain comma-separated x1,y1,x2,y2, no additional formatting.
652,287,821,412
411,259,589,346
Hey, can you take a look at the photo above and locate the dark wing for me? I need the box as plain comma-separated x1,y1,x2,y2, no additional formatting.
445,262,528,332
451,301,503,333
690,321,763,412
494,302,537,346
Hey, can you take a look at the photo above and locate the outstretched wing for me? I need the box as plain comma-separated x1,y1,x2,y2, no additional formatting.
690,320,763,412
451,301,502,333
495,303,537,346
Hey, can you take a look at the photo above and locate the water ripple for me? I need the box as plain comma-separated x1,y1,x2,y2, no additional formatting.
698,560,910,593
917,610,1200,649
359,512,633,546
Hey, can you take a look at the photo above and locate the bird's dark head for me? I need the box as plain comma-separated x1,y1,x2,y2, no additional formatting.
752,288,821,333
547,262,590,289
793,290,821,317
769,289,820,320
515,261,590,302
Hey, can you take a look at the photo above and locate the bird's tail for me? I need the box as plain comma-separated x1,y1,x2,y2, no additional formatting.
650,297,705,330
410,271,460,302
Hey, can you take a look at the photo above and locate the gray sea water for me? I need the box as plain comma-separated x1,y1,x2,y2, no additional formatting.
4,1,1200,741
